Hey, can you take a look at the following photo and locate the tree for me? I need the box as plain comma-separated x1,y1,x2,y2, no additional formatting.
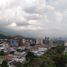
16,62,24,67
56,45,65,54
53,54,66,67
26,52,35,62
24,51,36,67
1,60,8,67
23,45,67,67
0,51,5,56
45,45,66,67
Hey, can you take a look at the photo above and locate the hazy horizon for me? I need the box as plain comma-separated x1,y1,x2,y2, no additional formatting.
0,0,67,38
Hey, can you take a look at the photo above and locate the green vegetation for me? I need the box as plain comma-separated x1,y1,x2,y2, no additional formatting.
0,34,7,39
1,60,8,67
23,45,67,67
0,51,5,56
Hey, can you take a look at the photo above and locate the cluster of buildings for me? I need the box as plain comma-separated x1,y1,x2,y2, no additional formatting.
0,36,66,67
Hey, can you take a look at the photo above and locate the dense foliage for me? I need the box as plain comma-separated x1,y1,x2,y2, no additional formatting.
0,34,7,39
23,45,67,67
1,60,8,67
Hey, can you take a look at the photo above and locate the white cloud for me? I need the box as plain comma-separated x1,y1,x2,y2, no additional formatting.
46,5,55,11
55,11,63,22
0,0,67,38
7,22,17,27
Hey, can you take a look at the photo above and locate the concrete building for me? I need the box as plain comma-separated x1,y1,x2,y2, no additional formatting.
36,39,43,45
64,42,67,52
9,39,18,47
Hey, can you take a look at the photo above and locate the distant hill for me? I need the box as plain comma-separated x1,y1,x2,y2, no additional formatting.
0,32,25,39
0,34,7,39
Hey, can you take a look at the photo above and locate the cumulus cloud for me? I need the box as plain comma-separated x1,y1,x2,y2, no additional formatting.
0,0,67,38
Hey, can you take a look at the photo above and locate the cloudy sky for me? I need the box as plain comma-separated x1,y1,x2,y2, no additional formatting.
0,0,67,38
